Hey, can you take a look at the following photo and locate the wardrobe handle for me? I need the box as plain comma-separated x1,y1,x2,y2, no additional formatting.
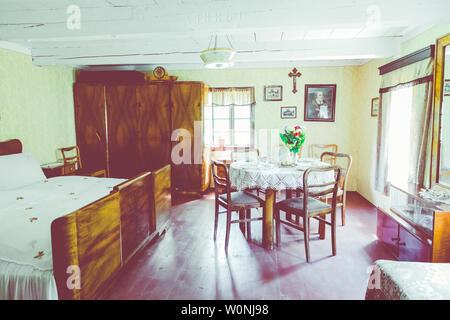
96,132,101,141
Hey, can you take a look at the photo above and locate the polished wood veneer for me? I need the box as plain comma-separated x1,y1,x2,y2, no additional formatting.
74,77,211,193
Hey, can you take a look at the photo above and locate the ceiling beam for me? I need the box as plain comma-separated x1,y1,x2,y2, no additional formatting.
31,37,398,67
30,37,399,60
75,59,372,71
1,0,448,41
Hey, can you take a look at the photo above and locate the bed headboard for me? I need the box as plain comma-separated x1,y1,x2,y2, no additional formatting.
0,139,23,156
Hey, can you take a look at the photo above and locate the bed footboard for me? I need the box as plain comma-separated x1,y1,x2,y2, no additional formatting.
52,193,122,300
51,167,171,300
152,165,172,234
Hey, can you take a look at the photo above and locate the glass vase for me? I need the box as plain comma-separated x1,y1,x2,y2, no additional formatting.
291,151,299,163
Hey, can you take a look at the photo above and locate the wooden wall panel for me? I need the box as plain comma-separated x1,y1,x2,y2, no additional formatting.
106,85,140,178
51,212,81,300
152,165,172,232
74,80,209,192
116,172,153,263
136,83,171,171
432,211,450,262
76,194,122,300
170,82,205,192
73,83,108,175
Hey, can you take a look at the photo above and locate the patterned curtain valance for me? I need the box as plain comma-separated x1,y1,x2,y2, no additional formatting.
379,57,433,93
210,87,255,106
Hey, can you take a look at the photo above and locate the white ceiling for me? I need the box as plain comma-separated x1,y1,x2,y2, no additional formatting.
0,0,449,70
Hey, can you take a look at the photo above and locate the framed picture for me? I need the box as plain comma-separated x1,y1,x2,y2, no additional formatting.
371,97,379,117
264,85,283,101
444,79,450,96
280,106,297,119
304,84,336,122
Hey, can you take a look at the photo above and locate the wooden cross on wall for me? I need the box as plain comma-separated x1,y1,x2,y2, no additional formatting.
288,68,302,94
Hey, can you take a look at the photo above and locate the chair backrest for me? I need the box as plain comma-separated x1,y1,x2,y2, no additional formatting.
303,165,342,212
320,152,352,191
310,144,338,164
60,146,82,170
230,148,259,162
211,160,232,199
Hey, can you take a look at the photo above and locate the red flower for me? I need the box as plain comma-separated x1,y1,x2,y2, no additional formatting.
34,251,44,259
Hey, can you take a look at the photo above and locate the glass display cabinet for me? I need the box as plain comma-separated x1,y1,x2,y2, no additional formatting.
377,183,450,262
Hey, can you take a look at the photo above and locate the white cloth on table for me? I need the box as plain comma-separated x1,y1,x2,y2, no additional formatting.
229,158,335,191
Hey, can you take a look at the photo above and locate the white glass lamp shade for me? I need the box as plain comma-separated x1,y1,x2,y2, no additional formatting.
200,48,235,69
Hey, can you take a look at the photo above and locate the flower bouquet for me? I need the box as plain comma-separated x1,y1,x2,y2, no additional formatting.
279,125,306,165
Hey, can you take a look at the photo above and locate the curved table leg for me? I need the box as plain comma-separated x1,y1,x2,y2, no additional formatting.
263,189,275,250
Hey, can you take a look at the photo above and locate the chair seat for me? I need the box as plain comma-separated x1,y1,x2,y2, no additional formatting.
219,191,262,206
276,196,331,215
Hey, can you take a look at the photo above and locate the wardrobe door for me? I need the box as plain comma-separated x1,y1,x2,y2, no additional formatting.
170,82,204,192
73,83,108,175
136,83,171,171
106,84,140,178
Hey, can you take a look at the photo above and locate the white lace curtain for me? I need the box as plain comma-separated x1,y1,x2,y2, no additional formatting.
375,57,434,195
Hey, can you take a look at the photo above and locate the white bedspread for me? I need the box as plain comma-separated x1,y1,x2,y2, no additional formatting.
0,176,125,300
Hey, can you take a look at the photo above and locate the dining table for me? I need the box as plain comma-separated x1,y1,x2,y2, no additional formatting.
229,158,335,250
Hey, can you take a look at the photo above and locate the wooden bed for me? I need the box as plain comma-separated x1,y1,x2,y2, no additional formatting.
0,139,171,300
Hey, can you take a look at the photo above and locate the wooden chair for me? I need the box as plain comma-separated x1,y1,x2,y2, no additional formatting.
60,146,106,177
211,160,264,251
320,152,352,226
274,165,342,263
310,144,338,164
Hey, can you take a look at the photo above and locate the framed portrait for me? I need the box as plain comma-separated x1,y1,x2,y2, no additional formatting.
371,97,379,117
444,79,450,96
264,85,283,101
304,84,336,122
280,106,297,119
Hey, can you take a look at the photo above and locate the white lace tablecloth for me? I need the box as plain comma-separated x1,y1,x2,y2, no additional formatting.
229,158,334,191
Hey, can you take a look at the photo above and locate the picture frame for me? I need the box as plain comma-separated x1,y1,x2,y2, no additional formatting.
304,84,336,122
371,97,379,117
280,106,297,119
264,85,283,101
444,79,450,96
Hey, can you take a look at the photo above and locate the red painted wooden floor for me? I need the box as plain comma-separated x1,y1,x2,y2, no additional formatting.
104,192,393,300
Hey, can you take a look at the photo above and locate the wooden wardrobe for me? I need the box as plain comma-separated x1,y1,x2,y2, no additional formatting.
73,75,210,194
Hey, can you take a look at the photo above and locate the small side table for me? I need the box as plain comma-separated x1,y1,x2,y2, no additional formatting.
41,162,76,178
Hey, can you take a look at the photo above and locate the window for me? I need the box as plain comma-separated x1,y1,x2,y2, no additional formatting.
386,86,413,190
375,50,434,195
204,88,255,148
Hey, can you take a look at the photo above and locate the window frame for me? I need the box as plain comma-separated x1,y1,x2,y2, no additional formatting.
205,99,255,149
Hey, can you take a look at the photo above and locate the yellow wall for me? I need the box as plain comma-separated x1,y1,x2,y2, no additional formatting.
0,48,76,164
168,66,360,190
